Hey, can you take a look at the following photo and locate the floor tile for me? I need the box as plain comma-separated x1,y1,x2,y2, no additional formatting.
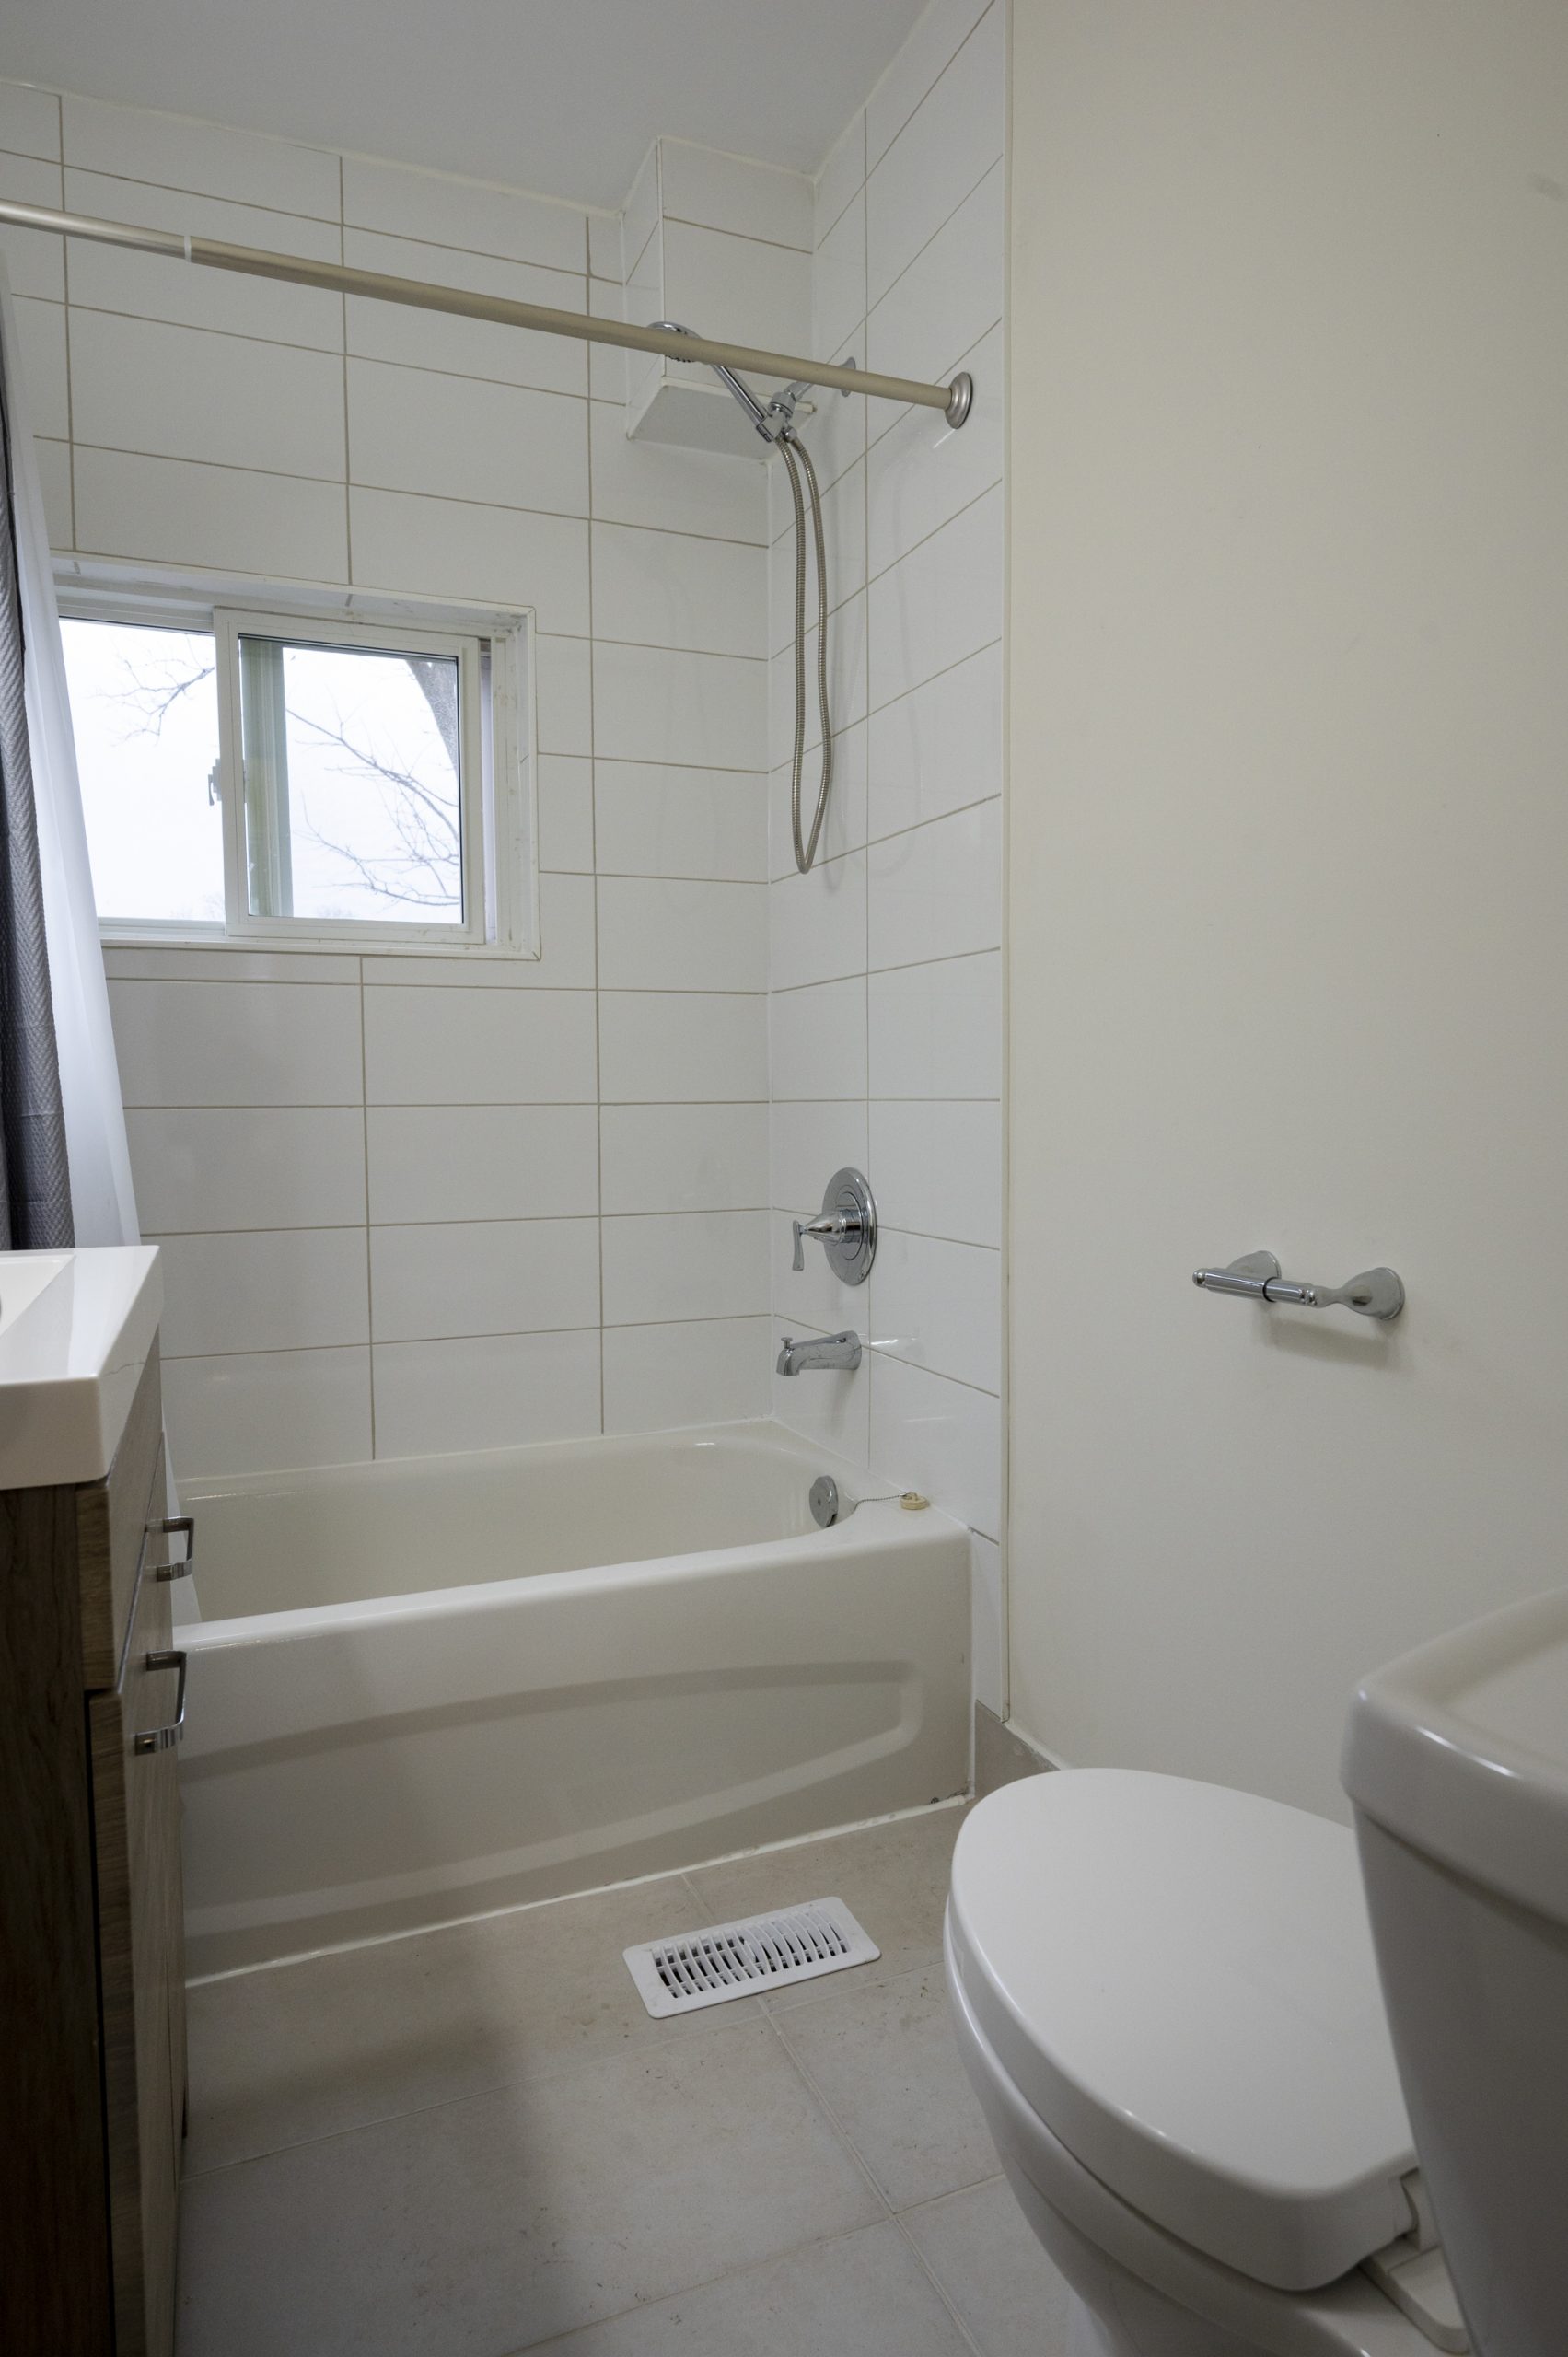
526,2220,972,2355
901,2175,1077,2357
684,1803,968,2010
185,1874,762,2172
778,1962,999,2210
178,2018,883,2357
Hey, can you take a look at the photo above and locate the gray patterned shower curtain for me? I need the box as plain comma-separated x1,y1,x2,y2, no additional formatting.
0,307,72,1251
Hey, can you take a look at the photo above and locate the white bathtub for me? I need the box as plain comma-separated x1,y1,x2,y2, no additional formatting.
177,1422,970,1975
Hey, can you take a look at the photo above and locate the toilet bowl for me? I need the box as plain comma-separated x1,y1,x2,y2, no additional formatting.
946,1771,1465,2356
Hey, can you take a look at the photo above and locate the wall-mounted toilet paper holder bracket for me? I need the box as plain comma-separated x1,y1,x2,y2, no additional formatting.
1192,1250,1404,1321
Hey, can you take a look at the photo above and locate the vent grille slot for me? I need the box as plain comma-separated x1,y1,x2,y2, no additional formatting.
624,1897,878,2017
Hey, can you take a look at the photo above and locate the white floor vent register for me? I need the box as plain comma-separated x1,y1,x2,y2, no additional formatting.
624,1898,879,2017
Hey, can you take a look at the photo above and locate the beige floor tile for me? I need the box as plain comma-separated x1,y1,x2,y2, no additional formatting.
684,1803,968,2010
526,2220,972,2355
176,2016,883,2357
901,2176,1077,2357
185,1873,762,2172
777,1960,999,2209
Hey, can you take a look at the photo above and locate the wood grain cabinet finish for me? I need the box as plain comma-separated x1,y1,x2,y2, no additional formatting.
0,1345,187,2355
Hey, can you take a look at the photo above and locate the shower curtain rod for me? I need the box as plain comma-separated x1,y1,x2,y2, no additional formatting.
0,197,975,428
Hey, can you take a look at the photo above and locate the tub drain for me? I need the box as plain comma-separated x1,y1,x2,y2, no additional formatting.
624,1897,878,2017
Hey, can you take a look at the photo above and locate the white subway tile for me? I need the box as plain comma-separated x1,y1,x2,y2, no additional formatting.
591,520,764,658
867,321,1002,578
866,640,1002,840
103,947,356,983
0,80,61,160
372,1329,601,1458
13,296,66,438
601,1210,768,1324
770,1099,869,1215
157,1226,369,1357
660,222,812,360
658,141,811,250
594,763,766,881
869,1227,1000,1392
814,111,865,246
346,357,587,517
0,155,64,299
535,633,593,755
369,1216,600,1341
598,993,767,1103
621,146,660,289
615,233,660,410
587,210,621,282
866,3,1004,304
770,1316,868,1461
867,796,1001,971
72,447,348,581
348,489,588,632
588,402,767,542
128,1107,366,1232
536,754,595,871
61,93,341,217
865,0,996,169
163,1347,372,1478
603,1317,772,1434
601,1103,767,1214
813,191,865,366
769,975,866,1102
767,850,865,992
769,722,868,879
342,156,586,273
344,231,587,396
869,1351,999,1537
362,877,596,990
65,169,344,348
366,1104,597,1224
868,1099,1000,1247
596,877,767,992
867,483,1001,713
70,309,345,478
865,158,1002,389
362,984,597,1103
109,980,363,1107
868,951,1001,1099
34,439,71,548
592,641,765,770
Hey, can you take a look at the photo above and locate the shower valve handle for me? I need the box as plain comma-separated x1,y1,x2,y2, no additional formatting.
792,1212,855,1271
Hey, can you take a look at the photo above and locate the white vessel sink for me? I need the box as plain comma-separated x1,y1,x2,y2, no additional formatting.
0,1245,162,1487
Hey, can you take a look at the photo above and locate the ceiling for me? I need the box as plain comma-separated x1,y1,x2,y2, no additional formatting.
0,0,929,211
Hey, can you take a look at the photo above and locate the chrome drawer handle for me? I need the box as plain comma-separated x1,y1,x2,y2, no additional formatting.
134,1650,188,1753
152,1515,196,1581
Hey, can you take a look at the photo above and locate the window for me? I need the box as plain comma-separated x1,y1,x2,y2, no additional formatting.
61,592,532,954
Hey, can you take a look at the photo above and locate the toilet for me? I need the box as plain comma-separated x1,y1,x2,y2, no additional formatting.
946,1770,1465,2356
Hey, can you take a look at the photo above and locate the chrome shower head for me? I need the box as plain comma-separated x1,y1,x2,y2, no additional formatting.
651,319,796,443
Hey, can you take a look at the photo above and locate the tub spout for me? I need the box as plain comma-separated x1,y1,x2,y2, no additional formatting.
776,1330,862,1376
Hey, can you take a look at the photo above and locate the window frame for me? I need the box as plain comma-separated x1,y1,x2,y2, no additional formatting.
57,572,538,960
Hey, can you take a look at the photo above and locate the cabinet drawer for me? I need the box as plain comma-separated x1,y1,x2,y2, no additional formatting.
90,1559,186,2357
78,1347,166,1691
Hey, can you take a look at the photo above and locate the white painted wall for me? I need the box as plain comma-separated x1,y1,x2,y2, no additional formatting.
1008,0,1568,1817
764,0,1006,1707
0,79,776,1474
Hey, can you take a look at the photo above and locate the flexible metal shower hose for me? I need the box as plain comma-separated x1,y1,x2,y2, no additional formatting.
778,431,833,873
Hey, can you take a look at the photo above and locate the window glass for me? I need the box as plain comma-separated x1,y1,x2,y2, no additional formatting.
61,618,225,924
238,637,464,926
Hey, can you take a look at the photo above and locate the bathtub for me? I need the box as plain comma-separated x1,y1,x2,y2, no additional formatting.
177,1421,970,1976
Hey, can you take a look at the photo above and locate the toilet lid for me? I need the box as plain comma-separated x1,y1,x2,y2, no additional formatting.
947,1769,1418,2293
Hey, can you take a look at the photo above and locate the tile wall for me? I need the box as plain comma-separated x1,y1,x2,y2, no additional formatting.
764,0,1006,1709
0,77,777,1473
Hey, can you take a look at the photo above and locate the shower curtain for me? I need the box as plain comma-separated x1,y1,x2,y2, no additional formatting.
0,259,139,1249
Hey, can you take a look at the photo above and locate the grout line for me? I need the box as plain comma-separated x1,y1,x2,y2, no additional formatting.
868,0,1000,184
584,392,607,1437
659,212,812,260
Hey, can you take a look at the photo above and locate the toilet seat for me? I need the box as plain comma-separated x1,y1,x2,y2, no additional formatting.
947,1771,1419,2291
947,1922,1432,2357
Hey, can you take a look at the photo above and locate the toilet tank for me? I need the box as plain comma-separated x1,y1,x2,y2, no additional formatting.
1343,1588,1568,2357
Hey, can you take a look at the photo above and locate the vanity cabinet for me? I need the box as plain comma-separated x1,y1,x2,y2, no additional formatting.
0,1344,188,2355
